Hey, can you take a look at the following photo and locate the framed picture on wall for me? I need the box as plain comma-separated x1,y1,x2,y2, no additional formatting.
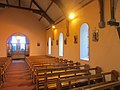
47,41,48,46
74,35,78,44
64,37,67,45
37,42,40,46
92,30,99,42
56,40,58,45
51,39,53,46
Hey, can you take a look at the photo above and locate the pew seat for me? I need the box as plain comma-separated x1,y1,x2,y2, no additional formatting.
57,70,119,90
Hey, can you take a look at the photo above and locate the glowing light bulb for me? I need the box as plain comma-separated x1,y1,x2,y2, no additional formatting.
69,13,75,20
52,25,55,29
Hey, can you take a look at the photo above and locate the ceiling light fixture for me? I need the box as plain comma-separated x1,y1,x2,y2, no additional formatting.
69,13,75,20
52,25,55,29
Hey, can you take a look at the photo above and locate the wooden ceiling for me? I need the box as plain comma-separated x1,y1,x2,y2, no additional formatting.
0,0,94,29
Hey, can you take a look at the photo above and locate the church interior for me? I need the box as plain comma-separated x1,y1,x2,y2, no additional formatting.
0,0,120,90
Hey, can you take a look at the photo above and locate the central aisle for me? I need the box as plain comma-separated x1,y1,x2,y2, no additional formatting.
1,60,34,90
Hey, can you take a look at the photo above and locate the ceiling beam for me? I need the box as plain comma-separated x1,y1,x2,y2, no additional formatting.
46,1,53,11
0,3,44,13
19,0,21,7
0,2,54,24
39,1,53,21
51,0,65,14
32,0,54,24
80,0,94,8
75,0,94,11
6,0,9,5
30,0,33,8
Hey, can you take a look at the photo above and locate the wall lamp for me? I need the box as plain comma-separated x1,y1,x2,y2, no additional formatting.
66,12,76,37
52,25,56,40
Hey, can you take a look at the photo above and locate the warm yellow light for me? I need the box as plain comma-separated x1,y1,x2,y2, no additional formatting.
52,25,55,29
16,36,21,40
69,13,75,20
54,29,57,34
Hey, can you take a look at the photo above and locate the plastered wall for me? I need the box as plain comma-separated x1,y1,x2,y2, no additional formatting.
46,0,120,72
0,8,46,56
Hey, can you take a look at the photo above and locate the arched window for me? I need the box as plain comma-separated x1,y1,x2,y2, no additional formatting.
7,33,29,58
80,23,89,60
59,33,63,56
48,37,52,55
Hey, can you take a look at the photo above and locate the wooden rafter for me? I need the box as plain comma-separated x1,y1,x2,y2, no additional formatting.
0,1,54,24
0,3,44,14
32,0,54,24
51,0,65,14
19,0,21,7
30,0,33,8
46,1,53,12
6,0,9,5
39,1,53,21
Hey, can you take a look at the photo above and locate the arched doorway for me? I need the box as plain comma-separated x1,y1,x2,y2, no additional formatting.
7,33,29,59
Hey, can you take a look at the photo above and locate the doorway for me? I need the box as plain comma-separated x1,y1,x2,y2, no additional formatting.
7,34,29,59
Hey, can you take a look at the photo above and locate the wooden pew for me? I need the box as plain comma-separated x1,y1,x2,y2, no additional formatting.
26,56,81,80
26,57,75,71
0,67,3,87
33,63,83,82
26,57,48,75
32,61,82,73
84,81,120,90
56,70,119,90
26,58,59,79
26,56,76,72
33,64,90,84
35,66,102,90
0,57,11,87
26,56,56,68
